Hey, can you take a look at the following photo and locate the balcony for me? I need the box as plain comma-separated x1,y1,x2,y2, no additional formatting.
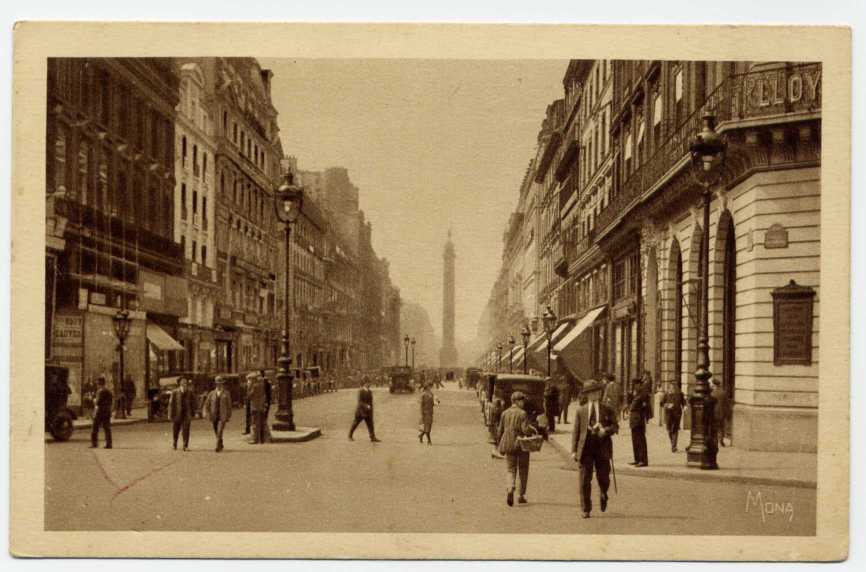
595,63,821,239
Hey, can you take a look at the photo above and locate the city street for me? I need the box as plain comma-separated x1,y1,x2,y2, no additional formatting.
45,385,815,535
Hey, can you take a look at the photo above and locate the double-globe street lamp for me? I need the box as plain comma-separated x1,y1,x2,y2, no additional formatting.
496,342,503,373
520,324,531,375
542,306,558,378
273,171,304,432
685,111,726,471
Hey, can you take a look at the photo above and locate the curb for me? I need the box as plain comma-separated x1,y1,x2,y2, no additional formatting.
270,426,322,443
73,418,148,431
546,433,817,490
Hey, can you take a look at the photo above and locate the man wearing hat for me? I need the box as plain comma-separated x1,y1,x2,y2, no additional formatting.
168,377,196,451
90,376,113,449
571,379,619,519
246,372,267,444
497,391,535,506
204,376,233,452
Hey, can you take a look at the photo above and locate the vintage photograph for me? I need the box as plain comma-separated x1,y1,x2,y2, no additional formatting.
10,23,851,561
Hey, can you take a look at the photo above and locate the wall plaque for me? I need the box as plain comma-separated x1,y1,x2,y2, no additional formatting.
765,223,789,249
772,280,815,365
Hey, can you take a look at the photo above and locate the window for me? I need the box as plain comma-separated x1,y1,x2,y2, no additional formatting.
612,259,626,301
202,196,208,227
674,66,684,123
115,170,126,219
624,129,633,176
192,240,197,263
652,90,663,148
201,244,207,266
192,190,198,216
181,136,187,167
78,140,91,206
628,251,640,296
193,145,199,177
637,115,646,165
223,110,228,132
202,152,207,182
233,122,238,144
220,172,225,196
98,150,109,213
181,184,187,220
180,235,186,259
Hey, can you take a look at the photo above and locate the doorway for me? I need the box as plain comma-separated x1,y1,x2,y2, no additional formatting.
720,214,737,440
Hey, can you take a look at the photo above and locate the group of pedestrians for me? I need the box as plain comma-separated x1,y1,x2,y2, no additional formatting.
345,379,441,445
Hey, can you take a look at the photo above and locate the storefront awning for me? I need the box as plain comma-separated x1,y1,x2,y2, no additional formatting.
147,322,184,352
511,346,526,366
554,305,607,353
533,321,572,354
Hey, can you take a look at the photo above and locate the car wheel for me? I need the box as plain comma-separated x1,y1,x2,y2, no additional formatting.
50,412,74,442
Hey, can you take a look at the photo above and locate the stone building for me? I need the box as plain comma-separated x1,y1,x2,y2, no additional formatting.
46,58,183,406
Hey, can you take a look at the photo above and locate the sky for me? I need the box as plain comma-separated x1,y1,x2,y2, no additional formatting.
262,58,568,343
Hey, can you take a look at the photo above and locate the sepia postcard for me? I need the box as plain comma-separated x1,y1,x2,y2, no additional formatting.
10,22,851,560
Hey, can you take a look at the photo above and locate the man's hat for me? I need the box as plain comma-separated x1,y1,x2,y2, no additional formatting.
246,371,259,381
581,379,606,395
511,391,526,402
214,375,227,385
603,372,615,381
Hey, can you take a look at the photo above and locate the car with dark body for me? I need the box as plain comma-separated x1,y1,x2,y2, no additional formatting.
465,367,482,390
388,365,415,393
45,365,77,441
483,373,548,443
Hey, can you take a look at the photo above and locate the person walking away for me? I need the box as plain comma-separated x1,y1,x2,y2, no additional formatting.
601,373,621,421
261,370,273,443
558,369,576,424
246,372,266,444
571,380,618,518
488,395,506,459
349,380,380,442
712,380,731,447
418,384,440,445
122,375,135,417
204,377,232,452
169,377,195,450
497,391,535,506
628,377,650,467
661,383,685,452
242,374,252,435
90,376,113,449
113,374,127,420
543,379,560,434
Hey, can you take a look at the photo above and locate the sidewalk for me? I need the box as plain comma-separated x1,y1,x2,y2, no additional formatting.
546,400,817,489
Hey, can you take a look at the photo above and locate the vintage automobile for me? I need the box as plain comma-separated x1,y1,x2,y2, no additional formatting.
388,365,415,393
45,365,77,441
465,367,482,390
484,373,547,442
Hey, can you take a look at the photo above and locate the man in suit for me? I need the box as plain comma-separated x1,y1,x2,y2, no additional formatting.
90,376,113,449
247,372,266,444
260,370,273,443
543,378,560,433
661,383,685,452
204,376,233,452
628,377,650,467
169,377,196,451
571,380,618,518
349,380,380,442
242,374,252,435
601,373,621,419
497,391,535,506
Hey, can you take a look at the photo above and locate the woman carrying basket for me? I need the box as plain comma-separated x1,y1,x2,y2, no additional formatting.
497,391,538,507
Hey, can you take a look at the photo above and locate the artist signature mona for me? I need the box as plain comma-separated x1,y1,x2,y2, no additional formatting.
746,490,795,523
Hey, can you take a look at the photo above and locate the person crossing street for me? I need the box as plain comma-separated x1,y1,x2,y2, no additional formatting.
349,380,380,442
571,380,619,518
204,377,232,452
90,376,113,449
169,377,195,451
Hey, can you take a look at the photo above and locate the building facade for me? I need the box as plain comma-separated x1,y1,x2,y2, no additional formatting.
484,60,822,453
46,57,183,406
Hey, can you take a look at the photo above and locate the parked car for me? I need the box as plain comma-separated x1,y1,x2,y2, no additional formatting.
45,364,77,441
484,373,547,441
388,365,415,393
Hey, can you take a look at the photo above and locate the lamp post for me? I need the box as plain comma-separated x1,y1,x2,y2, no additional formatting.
273,170,304,432
542,306,557,378
404,335,410,367
508,335,515,373
112,308,131,414
521,325,530,375
685,111,726,471
497,342,503,373
411,337,416,370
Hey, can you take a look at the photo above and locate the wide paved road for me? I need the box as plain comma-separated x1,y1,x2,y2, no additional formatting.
45,385,815,535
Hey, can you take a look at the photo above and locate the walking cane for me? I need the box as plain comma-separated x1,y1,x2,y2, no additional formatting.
610,458,618,494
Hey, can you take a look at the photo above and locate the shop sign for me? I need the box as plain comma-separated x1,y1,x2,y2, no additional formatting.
738,65,821,119
772,280,815,366
52,312,84,406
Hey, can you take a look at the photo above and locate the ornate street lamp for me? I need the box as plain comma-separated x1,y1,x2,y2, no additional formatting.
112,308,131,413
508,335,515,373
273,170,304,432
686,111,726,470
404,335,410,367
497,342,503,373
520,324,531,375
410,337,416,370
542,306,557,378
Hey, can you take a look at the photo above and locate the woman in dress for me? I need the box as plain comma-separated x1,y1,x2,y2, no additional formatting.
418,384,439,445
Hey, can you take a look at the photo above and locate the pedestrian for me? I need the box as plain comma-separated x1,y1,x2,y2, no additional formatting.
90,376,113,449
169,377,195,451
543,378,560,433
558,369,576,424
261,370,272,443
497,391,536,506
204,376,232,452
348,380,381,442
571,380,619,519
601,373,621,419
661,383,685,452
113,374,126,420
122,375,135,417
628,377,650,467
418,384,440,445
488,395,505,458
246,372,266,444
713,380,731,447
242,374,252,436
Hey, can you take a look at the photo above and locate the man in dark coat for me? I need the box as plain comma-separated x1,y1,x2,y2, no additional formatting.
628,377,650,467
349,380,380,442
498,391,535,506
242,374,252,435
247,372,266,444
661,383,685,452
543,379,560,433
90,376,113,449
122,375,136,417
169,377,196,450
204,377,232,452
572,380,619,518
